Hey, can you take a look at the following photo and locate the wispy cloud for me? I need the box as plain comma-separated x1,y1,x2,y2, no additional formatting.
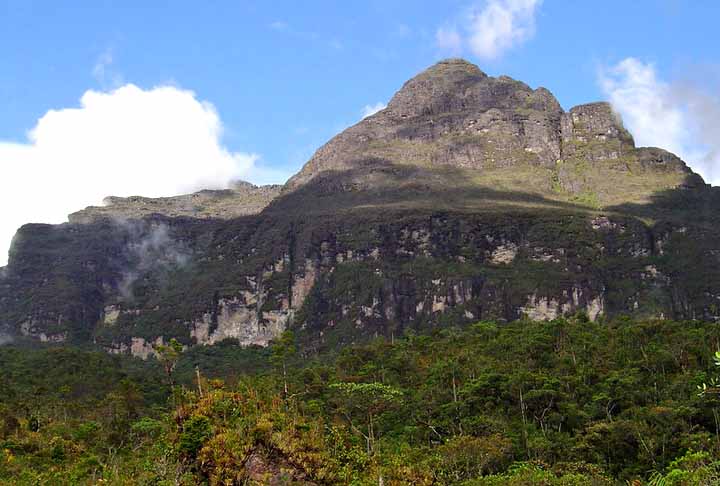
394,24,412,38
436,28,462,54
599,57,720,185
0,83,288,266
361,102,387,119
267,20,320,40
437,0,542,60
268,19,342,50
92,48,124,88
269,20,289,31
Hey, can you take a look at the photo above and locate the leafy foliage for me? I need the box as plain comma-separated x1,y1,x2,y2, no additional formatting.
2,316,720,484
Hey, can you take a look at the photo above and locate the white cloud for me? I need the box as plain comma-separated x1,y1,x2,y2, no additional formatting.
361,102,387,119
436,0,542,60
599,59,687,157
0,84,280,265
599,57,720,185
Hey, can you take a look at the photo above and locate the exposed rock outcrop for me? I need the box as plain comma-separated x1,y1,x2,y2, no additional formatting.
561,102,635,161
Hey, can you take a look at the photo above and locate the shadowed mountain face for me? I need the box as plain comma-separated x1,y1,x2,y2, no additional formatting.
1,59,719,356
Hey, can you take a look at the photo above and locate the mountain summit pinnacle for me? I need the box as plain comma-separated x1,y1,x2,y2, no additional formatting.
386,59,489,116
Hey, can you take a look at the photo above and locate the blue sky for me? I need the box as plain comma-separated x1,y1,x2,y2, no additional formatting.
2,0,719,176
0,0,719,264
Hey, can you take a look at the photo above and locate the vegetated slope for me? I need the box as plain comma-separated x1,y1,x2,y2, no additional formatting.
1,58,719,356
2,317,720,484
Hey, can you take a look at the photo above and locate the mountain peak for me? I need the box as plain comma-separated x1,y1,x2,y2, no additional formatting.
386,58,491,117
285,59,563,192
283,59,699,210
405,57,487,81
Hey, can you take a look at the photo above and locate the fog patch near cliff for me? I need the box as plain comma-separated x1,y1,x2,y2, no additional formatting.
600,58,720,185
0,83,273,266
0,332,13,346
116,220,192,301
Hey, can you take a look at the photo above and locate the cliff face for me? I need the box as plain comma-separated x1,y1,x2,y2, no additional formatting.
1,59,718,357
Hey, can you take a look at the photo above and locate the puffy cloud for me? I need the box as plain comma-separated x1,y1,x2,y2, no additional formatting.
0,84,274,265
599,59,688,158
599,58,720,185
361,102,387,119
436,0,542,60
467,0,542,59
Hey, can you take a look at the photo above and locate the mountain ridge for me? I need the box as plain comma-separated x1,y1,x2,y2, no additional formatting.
281,58,702,209
68,58,704,225
1,58,719,357
69,181,281,224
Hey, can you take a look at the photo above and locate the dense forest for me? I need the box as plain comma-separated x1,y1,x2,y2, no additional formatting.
2,315,720,485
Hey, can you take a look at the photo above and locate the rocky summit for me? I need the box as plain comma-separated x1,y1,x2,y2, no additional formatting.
1,59,719,357
283,59,701,210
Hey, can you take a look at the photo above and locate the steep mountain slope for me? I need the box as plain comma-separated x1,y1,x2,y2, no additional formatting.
1,59,718,356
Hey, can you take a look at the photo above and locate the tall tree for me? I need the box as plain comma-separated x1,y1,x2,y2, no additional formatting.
270,330,296,397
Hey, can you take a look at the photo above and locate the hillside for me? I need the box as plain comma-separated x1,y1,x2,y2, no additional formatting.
1,59,719,357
